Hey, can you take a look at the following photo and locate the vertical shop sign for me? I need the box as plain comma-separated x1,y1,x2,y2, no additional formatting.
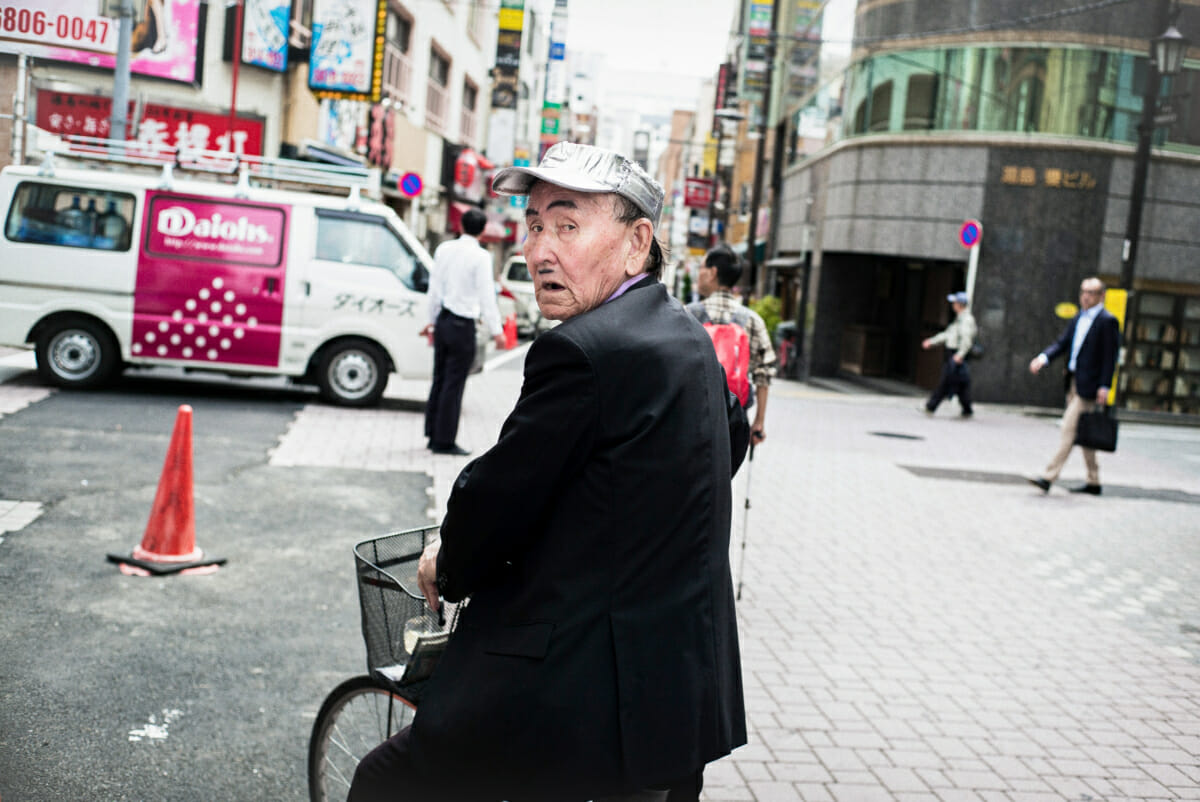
742,0,773,97
241,0,291,71
785,0,821,104
539,0,567,157
309,0,386,101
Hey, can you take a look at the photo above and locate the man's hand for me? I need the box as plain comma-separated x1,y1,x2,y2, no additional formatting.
417,541,441,613
1096,387,1109,406
492,333,507,349
750,425,765,445
1029,354,1046,374
420,323,434,340
921,338,932,350
953,353,964,364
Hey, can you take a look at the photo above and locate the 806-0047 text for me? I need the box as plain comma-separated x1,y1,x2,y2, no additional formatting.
0,8,111,48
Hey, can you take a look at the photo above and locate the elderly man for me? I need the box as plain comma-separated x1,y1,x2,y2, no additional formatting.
349,143,749,802
921,291,978,418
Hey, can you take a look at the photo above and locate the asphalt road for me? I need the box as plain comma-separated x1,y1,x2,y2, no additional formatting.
0,375,432,801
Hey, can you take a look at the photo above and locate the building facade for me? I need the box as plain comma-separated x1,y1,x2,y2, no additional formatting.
1,0,498,256
774,0,1200,413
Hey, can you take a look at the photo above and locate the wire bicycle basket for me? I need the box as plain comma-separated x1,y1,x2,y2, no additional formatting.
353,525,459,700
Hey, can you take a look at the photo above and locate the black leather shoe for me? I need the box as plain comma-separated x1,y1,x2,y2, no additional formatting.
429,443,471,456
1070,483,1102,495
1027,477,1051,493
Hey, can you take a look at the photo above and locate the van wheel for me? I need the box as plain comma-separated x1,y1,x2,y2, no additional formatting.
316,340,387,407
35,318,120,389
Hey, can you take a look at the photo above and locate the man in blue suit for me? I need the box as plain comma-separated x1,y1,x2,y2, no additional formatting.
1027,277,1121,495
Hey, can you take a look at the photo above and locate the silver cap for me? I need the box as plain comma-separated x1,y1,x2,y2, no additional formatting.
492,142,664,229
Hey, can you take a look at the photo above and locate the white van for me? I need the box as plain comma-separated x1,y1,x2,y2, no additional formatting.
0,146,449,407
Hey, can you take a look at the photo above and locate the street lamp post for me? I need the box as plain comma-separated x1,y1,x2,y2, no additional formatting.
1119,0,1188,406
705,109,745,246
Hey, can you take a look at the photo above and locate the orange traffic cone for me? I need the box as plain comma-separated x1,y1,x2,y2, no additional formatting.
107,405,224,576
503,313,518,350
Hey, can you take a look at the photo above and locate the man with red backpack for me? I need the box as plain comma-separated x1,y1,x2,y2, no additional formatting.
689,245,776,445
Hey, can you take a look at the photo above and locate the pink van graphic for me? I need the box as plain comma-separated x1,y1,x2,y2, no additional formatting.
134,192,289,367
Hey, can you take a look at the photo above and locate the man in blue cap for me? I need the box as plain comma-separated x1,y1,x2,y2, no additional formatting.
921,291,978,417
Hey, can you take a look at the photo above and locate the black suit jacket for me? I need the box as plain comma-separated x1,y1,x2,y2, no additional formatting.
1042,307,1120,401
410,278,749,799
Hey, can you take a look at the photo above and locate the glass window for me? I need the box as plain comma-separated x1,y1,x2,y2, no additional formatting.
316,213,427,292
429,48,450,87
386,9,411,54
506,259,530,282
463,80,478,112
837,45,1199,153
904,73,938,130
5,181,136,251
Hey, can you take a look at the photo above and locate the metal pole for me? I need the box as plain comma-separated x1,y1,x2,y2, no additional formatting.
12,54,28,164
111,0,134,143
966,232,982,303
1118,0,1172,405
228,0,245,151
1120,2,1168,293
745,0,782,297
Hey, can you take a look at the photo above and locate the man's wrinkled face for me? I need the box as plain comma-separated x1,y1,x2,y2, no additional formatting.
524,184,645,321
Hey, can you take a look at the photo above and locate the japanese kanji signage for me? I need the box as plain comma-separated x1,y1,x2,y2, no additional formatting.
36,90,265,157
0,0,203,84
1000,165,1097,190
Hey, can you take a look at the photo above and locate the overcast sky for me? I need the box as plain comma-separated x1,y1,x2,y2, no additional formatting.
555,0,856,112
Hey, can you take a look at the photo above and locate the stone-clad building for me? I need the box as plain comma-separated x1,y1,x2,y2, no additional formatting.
774,0,1199,414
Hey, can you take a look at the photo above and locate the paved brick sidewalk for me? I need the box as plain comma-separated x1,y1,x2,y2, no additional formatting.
7,342,1199,800
265,348,1200,801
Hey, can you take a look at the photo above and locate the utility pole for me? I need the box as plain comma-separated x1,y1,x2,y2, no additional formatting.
110,0,134,143
745,0,782,297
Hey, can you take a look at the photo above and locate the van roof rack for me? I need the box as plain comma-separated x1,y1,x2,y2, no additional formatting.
30,129,377,199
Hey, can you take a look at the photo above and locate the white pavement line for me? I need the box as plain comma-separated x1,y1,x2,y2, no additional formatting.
0,385,52,420
0,500,45,536
0,350,36,369
483,342,530,372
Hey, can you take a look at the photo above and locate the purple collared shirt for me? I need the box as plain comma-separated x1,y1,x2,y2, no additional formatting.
605,273,647,304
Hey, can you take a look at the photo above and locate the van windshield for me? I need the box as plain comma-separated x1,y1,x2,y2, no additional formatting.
316,213,428,292
506,259,531,282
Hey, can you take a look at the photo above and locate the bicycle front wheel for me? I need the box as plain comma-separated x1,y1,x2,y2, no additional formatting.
308,675,417,802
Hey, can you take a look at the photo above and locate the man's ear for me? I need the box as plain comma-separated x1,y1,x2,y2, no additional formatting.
626,218,654,276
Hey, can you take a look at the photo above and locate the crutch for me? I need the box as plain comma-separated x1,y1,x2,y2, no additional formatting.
735,444,754,600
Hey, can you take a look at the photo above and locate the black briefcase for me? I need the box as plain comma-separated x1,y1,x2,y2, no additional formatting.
1074,406,1118,452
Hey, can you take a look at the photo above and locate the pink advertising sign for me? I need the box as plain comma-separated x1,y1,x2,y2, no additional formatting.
0,0,202,84
134,192,290,368
145,195,286,267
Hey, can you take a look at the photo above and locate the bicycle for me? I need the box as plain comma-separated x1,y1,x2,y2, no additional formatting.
307,524,458,802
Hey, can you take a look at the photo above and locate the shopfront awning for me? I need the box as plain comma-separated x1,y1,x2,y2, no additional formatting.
297,139,368,167
764,257,805,272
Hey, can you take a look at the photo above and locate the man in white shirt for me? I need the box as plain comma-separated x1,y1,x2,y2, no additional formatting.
1027,277,1120,494
421,208,506,456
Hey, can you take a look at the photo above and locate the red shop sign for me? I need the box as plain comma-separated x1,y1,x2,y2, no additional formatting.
36,90,265,157
684,177,714,210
